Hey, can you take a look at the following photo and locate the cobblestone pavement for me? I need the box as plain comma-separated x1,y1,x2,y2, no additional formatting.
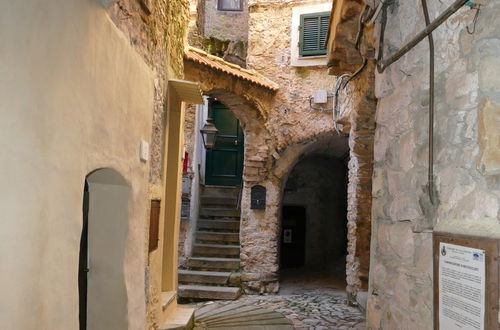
198,287,366,330
192,269,366,329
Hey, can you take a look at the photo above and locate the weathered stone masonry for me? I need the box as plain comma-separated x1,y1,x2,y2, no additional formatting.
182,0,375,297
367,1,500,327
330,0,500,328
327,0,378,304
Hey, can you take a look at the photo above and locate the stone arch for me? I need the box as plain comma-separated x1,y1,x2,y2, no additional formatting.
273,133,350,184
204,89,272,184
184,55,278,186
277,135,349,284
238,133,350,293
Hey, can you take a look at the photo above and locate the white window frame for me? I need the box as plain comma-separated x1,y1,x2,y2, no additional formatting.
290,2,332,67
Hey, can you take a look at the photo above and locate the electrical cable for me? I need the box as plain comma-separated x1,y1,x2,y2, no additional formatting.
333,74,350,135
466,4,481,34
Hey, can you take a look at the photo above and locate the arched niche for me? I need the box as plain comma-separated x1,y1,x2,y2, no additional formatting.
80,168,130,330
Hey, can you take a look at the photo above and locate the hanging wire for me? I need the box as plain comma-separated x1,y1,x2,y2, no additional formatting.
333,74,350,135
466,4,481,34
331,4,376,135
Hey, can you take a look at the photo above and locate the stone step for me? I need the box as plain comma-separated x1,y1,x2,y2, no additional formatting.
200,195,238,207
178,269,231,285
201,185,240,198
192,243,240,257
178,284,242,300
199,207,241,218
198,219,240,231
158,305,194,330
196,231,240,243
187,257,240,271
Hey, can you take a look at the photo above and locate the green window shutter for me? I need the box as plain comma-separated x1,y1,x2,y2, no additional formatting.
299,11,330,57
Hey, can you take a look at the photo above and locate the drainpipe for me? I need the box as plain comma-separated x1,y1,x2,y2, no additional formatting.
421,0,435,205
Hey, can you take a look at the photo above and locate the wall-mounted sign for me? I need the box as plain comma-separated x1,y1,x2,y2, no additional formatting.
433,232,499,330
250,185,266,210
283,229,292,243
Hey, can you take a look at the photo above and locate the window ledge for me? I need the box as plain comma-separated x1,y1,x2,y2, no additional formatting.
291,56,328,67
298,55,327,60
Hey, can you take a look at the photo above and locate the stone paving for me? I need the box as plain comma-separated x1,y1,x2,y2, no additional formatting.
191,268,366,329
194,287,366,330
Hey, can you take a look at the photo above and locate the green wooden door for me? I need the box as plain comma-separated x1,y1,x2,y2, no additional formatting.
205,101,244,186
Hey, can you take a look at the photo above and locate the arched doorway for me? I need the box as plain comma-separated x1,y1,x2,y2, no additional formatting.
205,100,244,186
79,168,130,330
280,153,348,289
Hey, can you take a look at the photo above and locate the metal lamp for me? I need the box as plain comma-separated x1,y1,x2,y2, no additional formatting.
200,118,218,149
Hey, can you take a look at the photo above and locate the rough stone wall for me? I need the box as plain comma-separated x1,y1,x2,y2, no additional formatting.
234,0,345,293
107,0,188,185
248,1,336,149
367,1,500,328
188,0,249,66
178,103,198,266
204,0,249,41
326,0,379,305
105,1,190,328
183,0,364,294
335,62,376,302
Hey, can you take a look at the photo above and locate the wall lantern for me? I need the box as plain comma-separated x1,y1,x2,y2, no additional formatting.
200,118,218,149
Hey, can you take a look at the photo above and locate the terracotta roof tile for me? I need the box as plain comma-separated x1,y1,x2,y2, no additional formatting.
185,46,279,91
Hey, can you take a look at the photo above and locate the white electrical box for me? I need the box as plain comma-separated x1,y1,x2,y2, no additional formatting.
140,140,149,162
313,90,328,104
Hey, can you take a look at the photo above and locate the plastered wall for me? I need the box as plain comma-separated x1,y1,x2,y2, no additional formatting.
0,0,154,328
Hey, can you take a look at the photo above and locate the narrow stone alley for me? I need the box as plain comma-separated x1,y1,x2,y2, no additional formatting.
3,0,499,329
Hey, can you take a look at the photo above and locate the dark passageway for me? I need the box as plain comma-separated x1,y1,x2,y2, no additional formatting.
280,154,348,290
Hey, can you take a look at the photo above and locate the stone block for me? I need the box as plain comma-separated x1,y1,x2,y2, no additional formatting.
393,275,410,308
366,295,383,330
478,99,500,175
479,56,500,93
389,195,422,222
454,189,499,220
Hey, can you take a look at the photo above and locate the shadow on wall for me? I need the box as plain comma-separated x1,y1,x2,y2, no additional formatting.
280,155,348,271
80,168,130,330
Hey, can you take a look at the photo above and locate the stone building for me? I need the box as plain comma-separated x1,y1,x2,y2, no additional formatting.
177,0,373,304
327,0,500,328
0,0,203,329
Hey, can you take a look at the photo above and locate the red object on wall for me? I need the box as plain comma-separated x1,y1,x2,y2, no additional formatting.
183,152,189,175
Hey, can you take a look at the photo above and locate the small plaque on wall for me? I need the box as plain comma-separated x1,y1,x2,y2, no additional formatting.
433,232,500,330
251,185,266,210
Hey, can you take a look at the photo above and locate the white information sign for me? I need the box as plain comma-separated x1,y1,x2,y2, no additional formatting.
439,242,486,330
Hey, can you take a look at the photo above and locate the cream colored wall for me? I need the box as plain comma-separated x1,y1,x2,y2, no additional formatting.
0,0,154,329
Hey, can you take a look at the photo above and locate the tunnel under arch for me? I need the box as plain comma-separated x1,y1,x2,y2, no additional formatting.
279,136,349,289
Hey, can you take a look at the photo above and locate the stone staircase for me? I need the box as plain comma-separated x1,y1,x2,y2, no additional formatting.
178,186,242,301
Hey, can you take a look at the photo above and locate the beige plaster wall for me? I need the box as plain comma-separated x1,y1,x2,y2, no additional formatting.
367,1,500,328
0,0,154,328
